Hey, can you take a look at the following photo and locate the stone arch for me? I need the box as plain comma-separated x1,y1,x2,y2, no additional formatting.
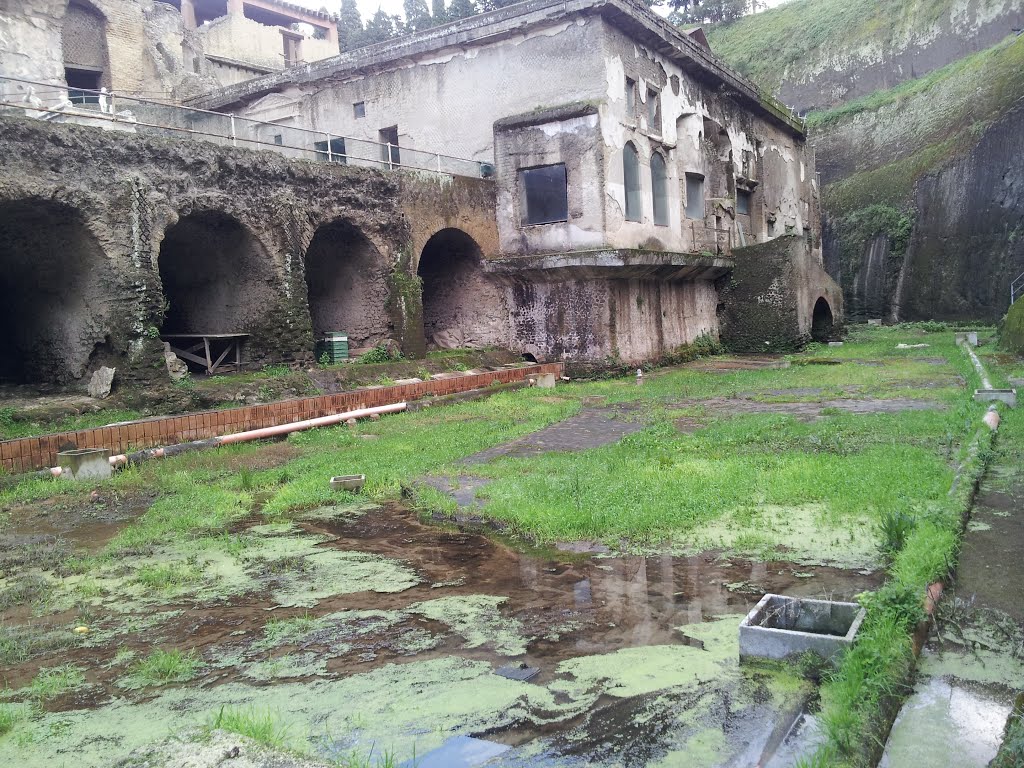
811,297,834,342
158,211,280,336
64,0,112,98
418,228,506,350
304,219,391,349
0,198,113,385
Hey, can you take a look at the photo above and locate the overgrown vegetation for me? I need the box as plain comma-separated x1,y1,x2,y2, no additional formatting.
207,706,290,749
122,649,202,689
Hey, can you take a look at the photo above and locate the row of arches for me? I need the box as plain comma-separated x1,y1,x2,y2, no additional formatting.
0,200,494,386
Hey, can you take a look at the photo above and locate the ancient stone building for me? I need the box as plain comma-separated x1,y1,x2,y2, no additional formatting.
0,0,339,101
0,0,841,389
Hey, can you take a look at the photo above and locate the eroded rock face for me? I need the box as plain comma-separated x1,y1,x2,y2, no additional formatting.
897,103,1024,321
162,343,189,382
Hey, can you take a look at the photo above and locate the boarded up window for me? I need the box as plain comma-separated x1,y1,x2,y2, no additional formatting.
685,174,705,220
624,142,642,222
63,1,109,85
651,153,668,226
520,164,568,226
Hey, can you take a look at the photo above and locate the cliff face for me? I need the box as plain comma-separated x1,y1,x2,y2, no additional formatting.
708,0,1023,112
708,0,1024,322
899,103,1024,321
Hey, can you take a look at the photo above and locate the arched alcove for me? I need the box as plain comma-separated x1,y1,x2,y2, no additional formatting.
158,211,279,335
304,219,390,348
418,228,506,350
0,199,112,384
811,297,835,342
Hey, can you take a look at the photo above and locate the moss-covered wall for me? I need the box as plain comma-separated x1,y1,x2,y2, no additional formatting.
718,235,843,351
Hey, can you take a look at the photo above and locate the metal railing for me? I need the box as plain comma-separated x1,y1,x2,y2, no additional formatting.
0,75,489,179
1012,271,1024,307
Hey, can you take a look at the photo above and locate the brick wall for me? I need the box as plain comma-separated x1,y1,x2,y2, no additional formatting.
0,364,563,475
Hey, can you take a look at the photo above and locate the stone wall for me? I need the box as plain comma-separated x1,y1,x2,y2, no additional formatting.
0,116,429,386
719,235,843,352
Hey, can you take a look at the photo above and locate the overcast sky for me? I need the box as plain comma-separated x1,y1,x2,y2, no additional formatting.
288,0,793,24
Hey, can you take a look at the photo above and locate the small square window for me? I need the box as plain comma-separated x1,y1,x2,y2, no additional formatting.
736,189,751,215
273,134,283,146
520,164,568,226
353,101,365,119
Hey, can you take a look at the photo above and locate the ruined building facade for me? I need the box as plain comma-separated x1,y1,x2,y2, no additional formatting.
1,0,339,101
0,0,841,388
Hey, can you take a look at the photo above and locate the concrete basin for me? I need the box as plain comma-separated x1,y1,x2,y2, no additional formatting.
739,594,865,665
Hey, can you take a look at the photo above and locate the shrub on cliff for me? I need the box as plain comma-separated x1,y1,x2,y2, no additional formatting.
1002,299,1024,356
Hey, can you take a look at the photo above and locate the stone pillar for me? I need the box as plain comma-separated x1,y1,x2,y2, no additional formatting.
325,23,338,48
181,0,197,29
226,0,244,15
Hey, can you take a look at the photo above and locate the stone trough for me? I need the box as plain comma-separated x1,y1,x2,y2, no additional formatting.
739,594,866,665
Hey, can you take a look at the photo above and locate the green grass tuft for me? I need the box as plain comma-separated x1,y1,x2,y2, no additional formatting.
208,705,290,748
122,648,202,689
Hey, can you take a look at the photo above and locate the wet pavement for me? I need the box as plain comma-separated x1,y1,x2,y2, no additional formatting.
881,447,1024,767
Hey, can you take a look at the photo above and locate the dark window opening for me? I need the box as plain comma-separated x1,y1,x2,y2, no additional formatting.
282,33,302,66
651,153,668,227
273,134,283,146
624,142,642,222
379,126,399,168
685,173,704,220
625,77,636,116
736,189,751,215
647,88,661,134
520,164,568,226
353,101,365,119
314,137,347,164
65,68,101,105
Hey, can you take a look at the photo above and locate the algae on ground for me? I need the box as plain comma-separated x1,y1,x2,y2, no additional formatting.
408,594,529,656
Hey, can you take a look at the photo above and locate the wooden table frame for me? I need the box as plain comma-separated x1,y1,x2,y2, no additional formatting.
161,333,249,375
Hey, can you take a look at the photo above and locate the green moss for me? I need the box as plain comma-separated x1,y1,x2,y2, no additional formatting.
408,595,528,656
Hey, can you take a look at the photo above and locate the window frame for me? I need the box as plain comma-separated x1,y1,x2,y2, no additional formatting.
625,77,636,117
736,188,752,216
685,173,705,220
353,101,365,119
519,163,569,227
647,87,661,135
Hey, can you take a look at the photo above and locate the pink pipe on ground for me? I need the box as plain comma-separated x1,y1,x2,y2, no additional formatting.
102,402,407,469
217,402,407,444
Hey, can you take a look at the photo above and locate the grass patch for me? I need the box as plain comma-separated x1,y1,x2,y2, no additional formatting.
121,648,202,689
207,705,290,749
0,408,143,441
134,562,202,592
28,665,86,704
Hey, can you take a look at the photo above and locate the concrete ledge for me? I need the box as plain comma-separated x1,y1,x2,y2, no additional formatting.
739,594,866,665
974,388,1017,408
484,248,733,281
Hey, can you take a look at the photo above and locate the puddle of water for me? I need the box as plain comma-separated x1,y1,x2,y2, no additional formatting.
0,503,884,766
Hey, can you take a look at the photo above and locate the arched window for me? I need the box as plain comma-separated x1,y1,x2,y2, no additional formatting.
623,142,642,222
651,152,668,226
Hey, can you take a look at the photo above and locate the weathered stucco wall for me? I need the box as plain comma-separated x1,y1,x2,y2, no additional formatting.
503,275,719,363
234,13,610,165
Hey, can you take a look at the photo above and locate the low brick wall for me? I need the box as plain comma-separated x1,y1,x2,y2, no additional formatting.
1,364,563,474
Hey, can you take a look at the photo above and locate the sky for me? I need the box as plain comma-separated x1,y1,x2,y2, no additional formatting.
286,0,793,25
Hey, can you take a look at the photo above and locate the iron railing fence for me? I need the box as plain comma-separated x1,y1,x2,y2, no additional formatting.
0,75,489,179
1012,271,1024,307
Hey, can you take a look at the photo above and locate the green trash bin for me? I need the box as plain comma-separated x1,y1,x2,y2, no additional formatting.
316,332,349,364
